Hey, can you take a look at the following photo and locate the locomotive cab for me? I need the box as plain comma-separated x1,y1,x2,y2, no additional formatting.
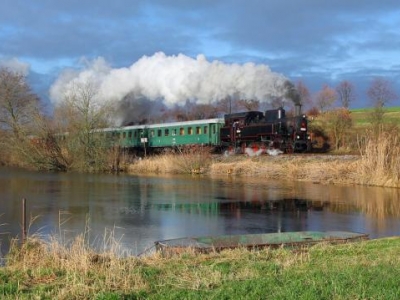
220,111,263,148
264,107,285,122
223,111,264,126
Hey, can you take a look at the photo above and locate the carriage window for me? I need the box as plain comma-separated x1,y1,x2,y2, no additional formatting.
134,131,137,137
180,127,184,135
204,126,208,134
158,129,162,137
150,130,155,137
128,131,132,138
188,127,193,135
196,127,201,134
172,129,177,136
212,125,216,134
123,132,126,138
165,129,169,136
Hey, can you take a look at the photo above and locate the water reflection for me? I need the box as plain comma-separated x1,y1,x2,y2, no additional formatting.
0,167,400,256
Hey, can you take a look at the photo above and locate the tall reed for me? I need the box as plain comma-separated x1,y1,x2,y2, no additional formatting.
128,148,212,174
357,127,400,187
5,225,148,299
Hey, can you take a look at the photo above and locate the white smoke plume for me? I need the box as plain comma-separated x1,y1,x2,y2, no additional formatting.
49,52,289,108
0,57,30,76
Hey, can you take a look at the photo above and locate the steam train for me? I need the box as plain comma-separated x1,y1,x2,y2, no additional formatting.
220,103,310,153
99,103,311,154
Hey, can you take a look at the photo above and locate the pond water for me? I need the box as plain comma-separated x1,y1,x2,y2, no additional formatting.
1,167,400,256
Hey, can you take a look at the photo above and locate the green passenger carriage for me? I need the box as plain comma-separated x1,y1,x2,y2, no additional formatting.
99,118,225,151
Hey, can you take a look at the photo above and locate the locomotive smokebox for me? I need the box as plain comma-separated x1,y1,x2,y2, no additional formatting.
294,103,302,116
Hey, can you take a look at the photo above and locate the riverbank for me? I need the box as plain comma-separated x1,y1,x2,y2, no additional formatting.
127,127,400,188
208,154,360,185
1,236,400,299
127,151,400,188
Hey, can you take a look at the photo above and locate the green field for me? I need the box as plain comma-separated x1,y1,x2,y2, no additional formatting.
350,106,400,126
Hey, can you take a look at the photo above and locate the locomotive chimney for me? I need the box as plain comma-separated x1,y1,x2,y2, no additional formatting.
295,103,302,116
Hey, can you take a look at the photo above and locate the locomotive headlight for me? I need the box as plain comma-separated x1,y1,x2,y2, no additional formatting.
296,135,300,139
236,129,241,133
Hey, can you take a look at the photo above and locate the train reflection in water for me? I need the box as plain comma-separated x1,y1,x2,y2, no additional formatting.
151,198,328,215
149,198,338,234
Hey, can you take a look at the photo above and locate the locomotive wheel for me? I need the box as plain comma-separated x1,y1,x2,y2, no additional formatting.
272,139,281,149
285,144,294,154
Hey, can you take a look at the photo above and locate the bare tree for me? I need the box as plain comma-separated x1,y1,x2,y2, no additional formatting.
367,77,398,128
215,96,240,115
336,81,355,109
189,103,219,120
296,81,312,110
54,80,115,171
0,68,40,138
323,108,353,150
0,68,70,170
237,99,260,111
367,77,397,108
315,85,337,113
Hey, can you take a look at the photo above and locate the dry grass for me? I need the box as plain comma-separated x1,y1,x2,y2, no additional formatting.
128,154,362,185
209,155,360,185
6,233,150,299
356,129,400,187
128,150,212,174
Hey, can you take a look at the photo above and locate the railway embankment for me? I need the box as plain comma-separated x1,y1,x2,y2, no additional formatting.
127,151,400,188
209,154,360,183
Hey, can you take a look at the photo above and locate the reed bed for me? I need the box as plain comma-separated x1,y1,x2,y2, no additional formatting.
128,150,212,174
4,233,149,299
356,129,400,187
128,154,362,184
208,155,359,185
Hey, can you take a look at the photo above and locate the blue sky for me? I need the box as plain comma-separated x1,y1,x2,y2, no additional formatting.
1,0,400,109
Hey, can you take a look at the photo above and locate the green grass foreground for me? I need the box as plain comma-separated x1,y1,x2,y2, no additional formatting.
1,236,400,299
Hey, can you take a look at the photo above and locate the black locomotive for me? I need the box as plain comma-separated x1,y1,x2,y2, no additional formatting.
220,103,310,153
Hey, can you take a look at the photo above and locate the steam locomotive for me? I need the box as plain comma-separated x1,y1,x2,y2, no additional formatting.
220,103,310,153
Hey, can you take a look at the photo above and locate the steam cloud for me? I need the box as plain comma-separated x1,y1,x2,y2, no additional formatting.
0,57,30,76
50,52,290,109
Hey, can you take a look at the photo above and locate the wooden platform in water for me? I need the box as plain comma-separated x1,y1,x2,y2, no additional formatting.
155,231,369,255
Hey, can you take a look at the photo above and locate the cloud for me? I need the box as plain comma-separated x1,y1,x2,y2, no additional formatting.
0,57,30,76
2,1,400,108
49,52,289,107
